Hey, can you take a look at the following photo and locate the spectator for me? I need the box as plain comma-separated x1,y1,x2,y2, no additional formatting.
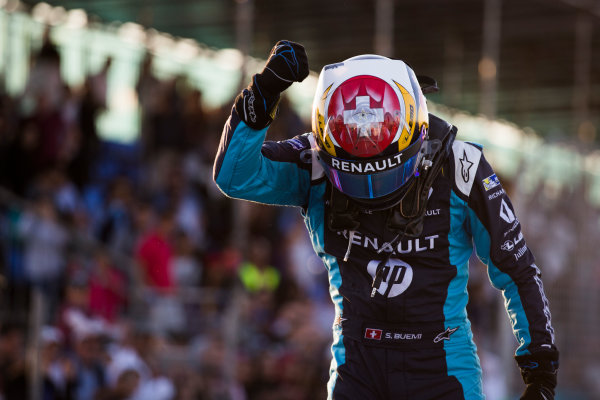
238,237,280,295
135,208,175,293
135,52,161,162
203,242,241,293
148,76,185,155
152,159,205,250
40,325,77,400
88,251,126,323
70,326,106,400
181,88,206,153
97,176,136,255
172,231,202,289
23,26,64,116
135,209,186,334
18,194,69,318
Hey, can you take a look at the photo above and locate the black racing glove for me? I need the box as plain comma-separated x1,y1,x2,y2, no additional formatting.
255,40,309,94
516,349,559,400
235,40,309,130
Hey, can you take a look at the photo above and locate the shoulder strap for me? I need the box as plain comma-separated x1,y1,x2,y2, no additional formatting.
326,182,361,231
387,113,457,237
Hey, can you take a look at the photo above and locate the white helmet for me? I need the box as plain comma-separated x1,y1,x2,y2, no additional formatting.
311,55,429,207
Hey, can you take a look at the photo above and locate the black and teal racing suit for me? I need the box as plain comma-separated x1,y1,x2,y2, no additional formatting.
213,108,557,399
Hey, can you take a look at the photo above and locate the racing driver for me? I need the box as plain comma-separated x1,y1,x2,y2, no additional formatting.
213,40,558,400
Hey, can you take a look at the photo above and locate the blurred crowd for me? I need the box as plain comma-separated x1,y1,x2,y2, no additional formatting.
0,29,332,400
1,25,599,400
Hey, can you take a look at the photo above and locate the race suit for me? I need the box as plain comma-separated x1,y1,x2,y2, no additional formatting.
213,108,557,400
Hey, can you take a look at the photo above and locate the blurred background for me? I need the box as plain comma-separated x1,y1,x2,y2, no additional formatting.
0,0,599,399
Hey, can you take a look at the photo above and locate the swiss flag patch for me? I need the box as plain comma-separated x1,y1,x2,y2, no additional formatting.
364,328,383,340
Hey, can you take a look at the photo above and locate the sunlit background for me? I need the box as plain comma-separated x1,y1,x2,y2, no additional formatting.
0,0,599,399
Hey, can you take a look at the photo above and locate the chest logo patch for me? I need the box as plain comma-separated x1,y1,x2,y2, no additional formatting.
433,326,459,343
367,258,413,298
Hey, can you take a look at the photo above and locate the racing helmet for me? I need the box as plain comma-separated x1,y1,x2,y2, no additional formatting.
311,55,429,208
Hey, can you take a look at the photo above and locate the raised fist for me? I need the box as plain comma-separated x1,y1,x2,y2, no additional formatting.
255,40,309,95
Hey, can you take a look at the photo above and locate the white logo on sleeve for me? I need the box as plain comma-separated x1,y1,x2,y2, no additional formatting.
459,151,474,183
499,199,516,223
501,240,514,252
513,232,523,245
452,141,481,197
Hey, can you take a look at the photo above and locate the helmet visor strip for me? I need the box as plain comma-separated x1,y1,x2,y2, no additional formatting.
325,154,418,199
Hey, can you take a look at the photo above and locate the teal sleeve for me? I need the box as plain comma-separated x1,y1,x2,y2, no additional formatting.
214,111,312,207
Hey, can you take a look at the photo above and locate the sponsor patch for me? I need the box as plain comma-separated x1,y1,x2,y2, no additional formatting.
425,209,441,217
513,232,524,245
459,150,474,183
501,232,524,252
365,328,383,340
483,173,501,191
367,258,414,298
503,220,520,237
488,188,505,200
453,141,481,197
501,240,515,252
514,245,528,261
433,327,459,343
246,90,257,123
499,199,516,223
337,231,438,255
